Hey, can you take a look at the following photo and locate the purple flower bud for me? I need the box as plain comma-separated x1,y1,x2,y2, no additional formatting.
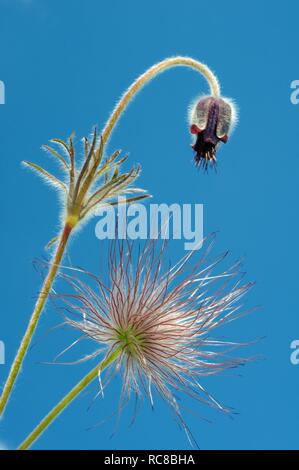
189,96,236,170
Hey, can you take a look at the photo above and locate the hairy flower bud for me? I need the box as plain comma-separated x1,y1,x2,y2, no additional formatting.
189,96,237,170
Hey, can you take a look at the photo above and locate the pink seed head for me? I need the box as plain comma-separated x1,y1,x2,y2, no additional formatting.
55,238,254,445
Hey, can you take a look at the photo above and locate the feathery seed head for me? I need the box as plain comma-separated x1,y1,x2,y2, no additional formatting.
55,238,254,444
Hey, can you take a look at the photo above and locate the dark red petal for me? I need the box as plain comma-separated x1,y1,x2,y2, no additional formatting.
190,124,204,134
219,134,228,143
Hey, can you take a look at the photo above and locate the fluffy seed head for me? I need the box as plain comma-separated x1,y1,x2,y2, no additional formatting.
54,237,254,444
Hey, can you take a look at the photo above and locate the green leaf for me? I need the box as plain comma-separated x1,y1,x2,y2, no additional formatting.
42,145,69,170
95,150,122,178
112,165,119,180
50,138,71,156
75,128,98,192
119,187,148,194
109,194,151,205
81,167,144,218
23,161,67,192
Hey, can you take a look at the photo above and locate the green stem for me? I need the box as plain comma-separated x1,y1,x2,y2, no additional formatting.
0,223,73,416
18,348,122,450
101,56,220,146
1,56,220,419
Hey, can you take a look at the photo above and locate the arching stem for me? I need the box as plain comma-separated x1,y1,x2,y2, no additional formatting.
0,221,75,416
0,56,221,418
101,56,220,146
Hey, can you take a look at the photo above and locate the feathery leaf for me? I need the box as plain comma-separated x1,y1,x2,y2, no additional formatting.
23,161,67,192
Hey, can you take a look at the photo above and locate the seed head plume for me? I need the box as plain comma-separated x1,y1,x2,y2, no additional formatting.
54,237,255,446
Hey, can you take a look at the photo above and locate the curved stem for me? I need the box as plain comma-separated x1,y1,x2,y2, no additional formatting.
0,223,73,416
101,56,220,146
1,56,220,419
18,348,122,450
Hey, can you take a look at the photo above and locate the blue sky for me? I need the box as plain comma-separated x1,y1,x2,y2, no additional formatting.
0,0,298,450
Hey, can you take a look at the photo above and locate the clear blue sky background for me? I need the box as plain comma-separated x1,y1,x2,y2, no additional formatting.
0,0,298,450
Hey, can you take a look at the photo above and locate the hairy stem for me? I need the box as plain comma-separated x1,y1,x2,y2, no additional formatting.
102,56,220,145
1,56,220,418
18,348,122,450
0,223,74,416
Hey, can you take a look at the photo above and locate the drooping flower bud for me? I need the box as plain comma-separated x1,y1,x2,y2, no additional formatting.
189,96,237,170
